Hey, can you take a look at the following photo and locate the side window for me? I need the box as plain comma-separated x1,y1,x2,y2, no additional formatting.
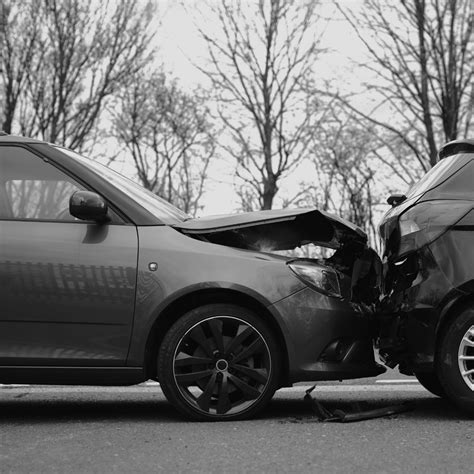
0,146,85,221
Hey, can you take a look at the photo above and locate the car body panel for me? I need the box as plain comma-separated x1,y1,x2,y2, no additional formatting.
174,208,367,251
127,225,383,379
378,142,474,374
270,287,384,381
0,220,138,365
379,226,474,373
0,366,145,386
126,225,306,366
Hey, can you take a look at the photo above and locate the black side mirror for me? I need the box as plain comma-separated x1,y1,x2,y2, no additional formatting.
70,191,109,222
387,194,407,207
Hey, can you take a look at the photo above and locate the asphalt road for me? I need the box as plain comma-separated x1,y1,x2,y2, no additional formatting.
1,378,473,473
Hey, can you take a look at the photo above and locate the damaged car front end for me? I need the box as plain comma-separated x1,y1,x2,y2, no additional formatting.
175,208,385,386
378,139,474,414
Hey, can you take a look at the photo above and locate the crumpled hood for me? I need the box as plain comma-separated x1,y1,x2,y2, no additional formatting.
173,208,367,251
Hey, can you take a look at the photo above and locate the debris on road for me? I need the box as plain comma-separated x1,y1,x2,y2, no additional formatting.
303,385,414,422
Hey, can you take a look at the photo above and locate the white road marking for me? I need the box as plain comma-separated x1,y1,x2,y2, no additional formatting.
278,385,423,393
375,379,419,384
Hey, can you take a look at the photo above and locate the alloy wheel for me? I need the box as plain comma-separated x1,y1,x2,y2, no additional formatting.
458,325,474,391
172,316,272,417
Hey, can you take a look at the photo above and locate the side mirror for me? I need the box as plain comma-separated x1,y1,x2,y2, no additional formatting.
70,191,109,222
387,194,407,207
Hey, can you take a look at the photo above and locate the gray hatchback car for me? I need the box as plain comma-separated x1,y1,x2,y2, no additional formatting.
0,135,383,420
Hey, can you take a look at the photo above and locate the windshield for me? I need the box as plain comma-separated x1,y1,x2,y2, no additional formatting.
57,147,189,224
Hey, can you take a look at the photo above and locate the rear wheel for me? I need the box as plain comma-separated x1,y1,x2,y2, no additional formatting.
437,307,474,415
157,304,281,421
414,372,445,398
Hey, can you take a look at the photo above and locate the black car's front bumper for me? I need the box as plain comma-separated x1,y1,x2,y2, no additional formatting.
377,230,472,374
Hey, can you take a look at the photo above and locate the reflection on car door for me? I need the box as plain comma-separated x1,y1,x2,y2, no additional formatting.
0,145,138,366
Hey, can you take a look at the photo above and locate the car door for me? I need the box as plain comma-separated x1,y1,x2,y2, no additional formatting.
0,144,138,366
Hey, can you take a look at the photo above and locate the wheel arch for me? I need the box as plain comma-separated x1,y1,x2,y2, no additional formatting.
143,287,290,387
436,288,474,353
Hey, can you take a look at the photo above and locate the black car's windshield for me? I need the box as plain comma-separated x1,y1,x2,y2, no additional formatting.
57,147,189,224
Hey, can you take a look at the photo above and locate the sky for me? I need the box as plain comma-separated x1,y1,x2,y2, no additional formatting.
107,0,398,217
156,1,367,87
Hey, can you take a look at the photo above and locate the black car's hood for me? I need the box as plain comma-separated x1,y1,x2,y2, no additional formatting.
173,208,367,251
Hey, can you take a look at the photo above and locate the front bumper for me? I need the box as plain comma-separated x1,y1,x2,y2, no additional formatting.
377,233,467,374
270,287,385,383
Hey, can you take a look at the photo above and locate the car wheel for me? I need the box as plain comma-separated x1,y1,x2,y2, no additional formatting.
437,307,474,415
414,372,446,398
157,304,281,421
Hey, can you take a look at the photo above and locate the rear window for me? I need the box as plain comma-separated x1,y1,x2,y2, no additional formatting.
406,154,471,199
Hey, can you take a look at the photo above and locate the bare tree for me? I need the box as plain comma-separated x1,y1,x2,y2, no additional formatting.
1,0,154,151
322,122,378,244
112,73,216,216
294,108,382,248
0,1,40,133
337,0,473,170
196,0,326,210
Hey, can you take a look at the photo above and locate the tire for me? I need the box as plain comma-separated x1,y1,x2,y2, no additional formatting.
414,372,446,398
437,307,474,416
157,304,281,421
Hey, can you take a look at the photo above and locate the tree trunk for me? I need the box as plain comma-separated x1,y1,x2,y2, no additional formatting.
261,177,277,210
415,0,438,167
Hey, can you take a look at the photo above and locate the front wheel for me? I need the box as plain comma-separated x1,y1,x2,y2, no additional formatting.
157,304,281,421
437,307,474,415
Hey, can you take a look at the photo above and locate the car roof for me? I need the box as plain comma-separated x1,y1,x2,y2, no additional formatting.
439,139,474,160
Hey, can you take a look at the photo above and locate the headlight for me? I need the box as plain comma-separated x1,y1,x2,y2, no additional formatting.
398,200,472,257
287,259,341,298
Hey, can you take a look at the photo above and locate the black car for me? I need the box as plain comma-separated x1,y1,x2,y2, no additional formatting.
0,134,384,421
379,139,474,415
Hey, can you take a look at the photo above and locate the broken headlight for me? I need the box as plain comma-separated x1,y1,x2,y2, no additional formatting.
398,200,472,257
288,259,341,298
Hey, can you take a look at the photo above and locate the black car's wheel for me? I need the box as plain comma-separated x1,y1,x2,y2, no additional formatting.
414,372,446,398
157,304,281,421
437,307,474,415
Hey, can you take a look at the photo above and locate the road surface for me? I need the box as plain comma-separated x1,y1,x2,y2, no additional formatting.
1,374,472,473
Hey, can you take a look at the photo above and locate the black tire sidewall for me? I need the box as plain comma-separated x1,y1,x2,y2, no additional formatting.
414,371,445,398
437,307,474,415
157,303,281,421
